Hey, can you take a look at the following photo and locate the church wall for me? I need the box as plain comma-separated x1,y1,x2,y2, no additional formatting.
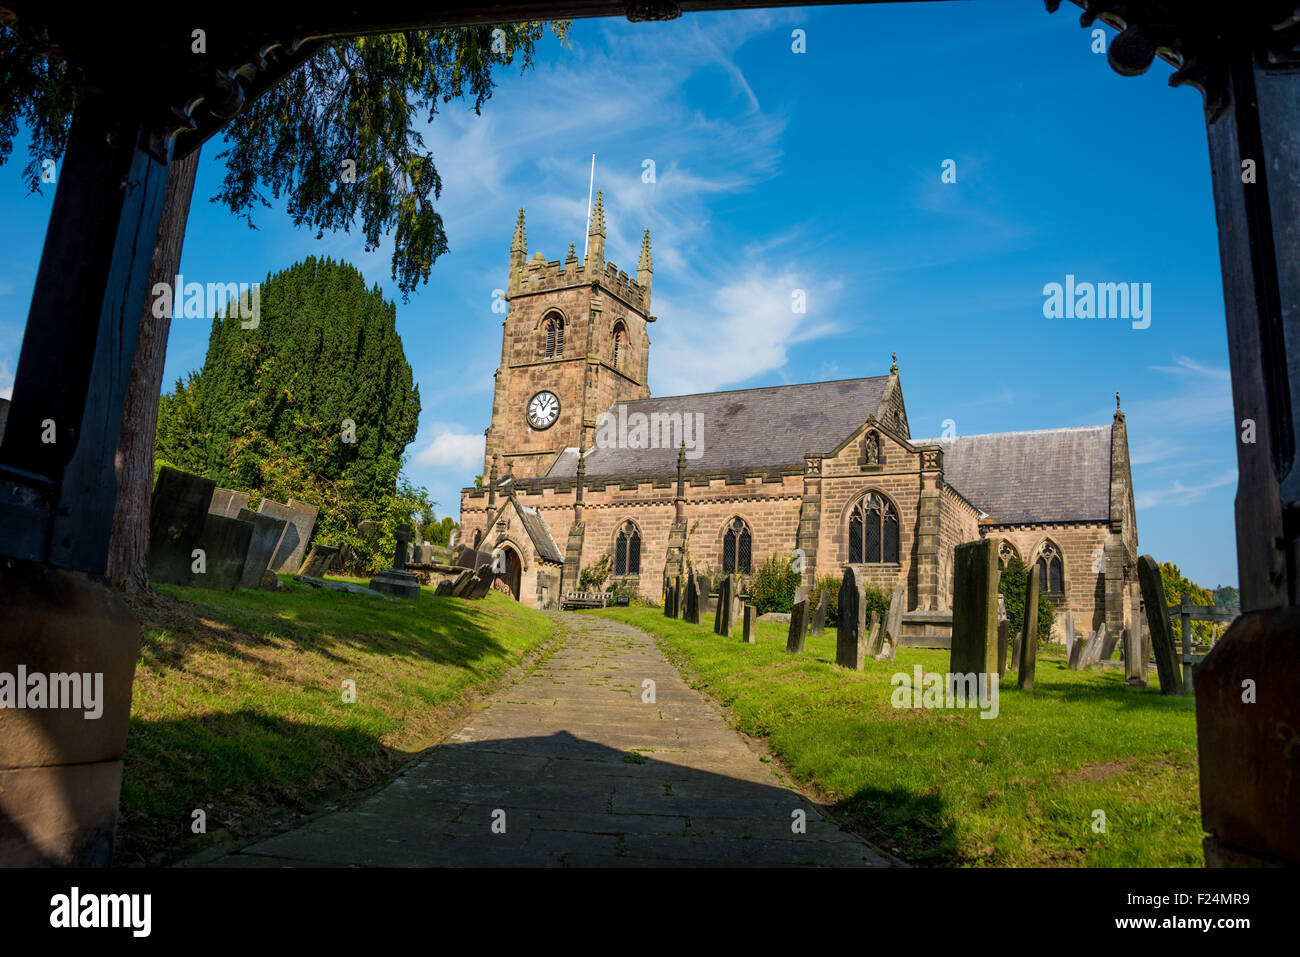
816,472,919,604
937,487,982,610
984,523,1111,637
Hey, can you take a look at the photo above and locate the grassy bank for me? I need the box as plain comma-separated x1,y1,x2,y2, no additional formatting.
595,606,1200,867
120,579,555,865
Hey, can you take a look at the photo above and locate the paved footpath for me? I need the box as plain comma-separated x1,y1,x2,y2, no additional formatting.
206,613,891,867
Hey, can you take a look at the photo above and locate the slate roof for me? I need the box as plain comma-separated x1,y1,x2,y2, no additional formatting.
515,499,564,563
914,426,1113,525
547,376,893,477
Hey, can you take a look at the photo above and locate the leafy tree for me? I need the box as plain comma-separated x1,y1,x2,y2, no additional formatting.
749,553,800,615
0,20,566,591
1212,584,1240,608
1159,561,1216,643
998,556,1056,645
578,554,611,592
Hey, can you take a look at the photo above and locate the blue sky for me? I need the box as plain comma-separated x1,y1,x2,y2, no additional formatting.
0,1,1238,587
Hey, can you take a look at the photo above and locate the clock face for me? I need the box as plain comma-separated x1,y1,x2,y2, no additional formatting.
527,390,560,430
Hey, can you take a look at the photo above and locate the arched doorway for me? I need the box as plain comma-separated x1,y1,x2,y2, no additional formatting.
503,546,523,600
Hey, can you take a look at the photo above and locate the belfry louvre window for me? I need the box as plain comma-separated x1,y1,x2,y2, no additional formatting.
848,494,899,564
543,315,564,357
615,521,641,575
722,518,752,574
612,322,627,370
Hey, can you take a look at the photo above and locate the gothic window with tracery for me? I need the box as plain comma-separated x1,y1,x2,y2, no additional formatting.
722,518,753,574
848,493,899,564
998,540,1021,571
1036,542,1065,595
614,521,641,575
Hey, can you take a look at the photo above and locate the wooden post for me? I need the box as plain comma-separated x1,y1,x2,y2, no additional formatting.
1180,593,1194,693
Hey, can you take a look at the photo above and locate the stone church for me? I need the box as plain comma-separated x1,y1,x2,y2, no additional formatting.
459,194,1140,639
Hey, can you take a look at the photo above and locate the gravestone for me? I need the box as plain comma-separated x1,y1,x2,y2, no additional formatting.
464,566,495,599
208,486,250,518
369,568,420,599
1064,612,1075,651
786,599,809,653
1011,632,1022,672
811,590,828,636
1018,564,1041,691
393,525,412,570
258,498,319,574
297,545,339,579
193,513,253,589
448,529,461,550
1081,624,1106,668
235,507,286,590
683,571,700,624
147,466,215,586
674,577,685,619
1099,621,1122,660
835,566,868,670
447,569,474,597
663,577,676,618
690,573,710,625
1123,623,1146,686
742,605,757,644
866,610,881,658
1194,605,1300,866
433,580,454,596
950,539,999,678
714,574,737,637
997,619,1010,678
876,581,906,661
1067,629,1085,670
1138,555,1184,694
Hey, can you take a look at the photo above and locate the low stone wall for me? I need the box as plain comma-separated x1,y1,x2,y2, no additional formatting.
405,562,465,589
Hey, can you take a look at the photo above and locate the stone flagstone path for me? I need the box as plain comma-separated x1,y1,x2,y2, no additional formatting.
206,613,891,867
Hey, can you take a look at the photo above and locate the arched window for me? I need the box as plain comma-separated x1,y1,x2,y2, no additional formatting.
1036,542,1065,595
848,493,899,564
543,313,564,358
998,540,1021,571
614,521,641,575
612,321,627,370
722,518,753,574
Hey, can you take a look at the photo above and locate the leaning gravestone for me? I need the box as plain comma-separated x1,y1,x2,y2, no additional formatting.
209,486,250,519
258,498,319,573
1099,621,1121,660
865,610,882,657
811,590,828,636
297,545,339,579
1018,564,1041,692
1081,624,1106,669
464,566,495,599
447,569,474,597
1067,629,1085,670
147,466,215,586
950,539,999,678
1138,555,1184,694
433,580,454,596
786,599,809,653
742,605,757,644
876,581,906,661
835,566,868,670
235,507,286,590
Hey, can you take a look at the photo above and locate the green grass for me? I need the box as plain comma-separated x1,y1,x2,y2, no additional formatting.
119,577,555,865
594,606,1201,867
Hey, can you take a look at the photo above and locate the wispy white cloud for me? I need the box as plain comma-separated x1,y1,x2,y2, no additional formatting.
413,424,484,470
1135,469,1237,509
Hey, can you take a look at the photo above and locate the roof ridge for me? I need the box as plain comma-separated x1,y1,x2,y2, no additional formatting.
915,424,1111,442
616,374,891,406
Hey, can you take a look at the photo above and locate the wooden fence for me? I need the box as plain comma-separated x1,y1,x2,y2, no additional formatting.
1168,594,1239,693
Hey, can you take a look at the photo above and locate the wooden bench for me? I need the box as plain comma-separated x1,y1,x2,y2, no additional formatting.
561,591,609,610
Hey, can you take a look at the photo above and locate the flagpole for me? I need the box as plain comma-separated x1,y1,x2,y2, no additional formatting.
582,153,595,259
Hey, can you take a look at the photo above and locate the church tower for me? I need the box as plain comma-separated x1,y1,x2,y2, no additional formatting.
483,192,654,479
